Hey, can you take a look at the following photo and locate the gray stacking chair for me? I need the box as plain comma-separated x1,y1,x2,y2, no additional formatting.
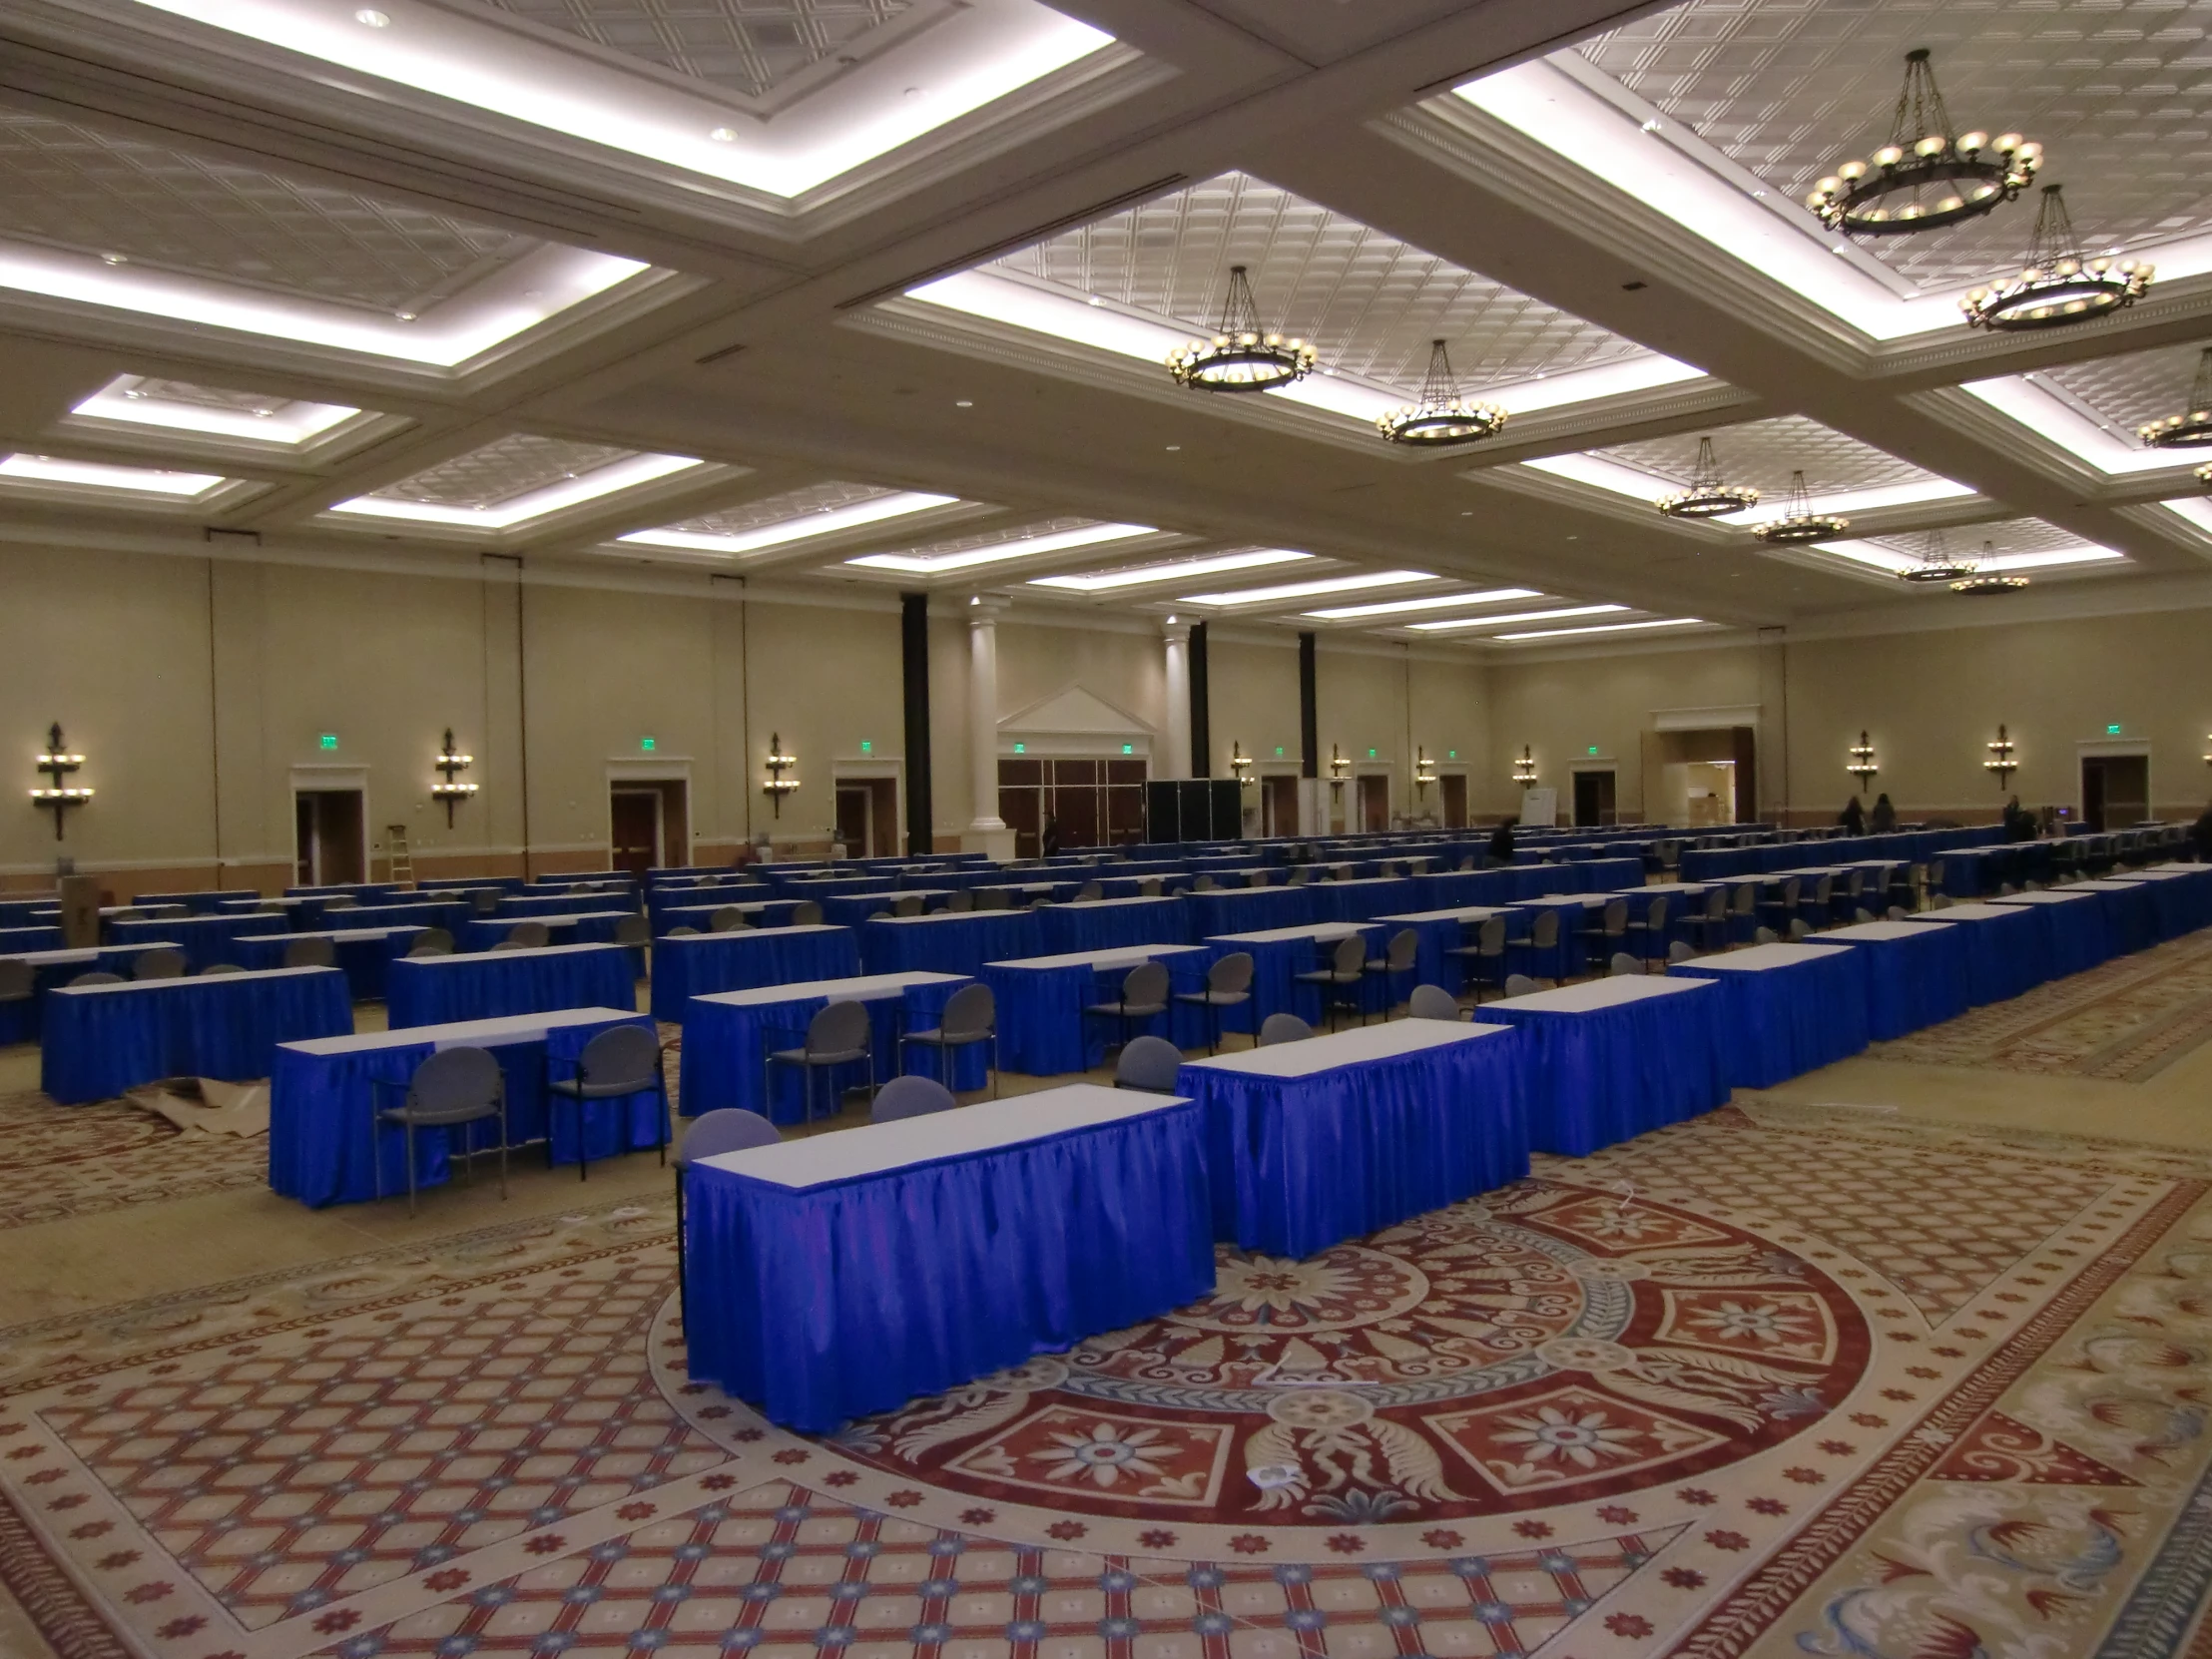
946,889,976,912
133,948,187,980
505,920,550,948
790,900,825,926
70,970,124,986
1577,898,1629,973
1076,880,1104,902
1175,951,1254,1054
1609,951,1643,976
767,999,874,1123
1294,934,1368,1030
0,958,31,1018
614,913,651,950
199,961,245,975
1448,915,1509,1001
546,1023,669,1181
1084,960,1171,1057
902,983,998,1095
674,1109,780,1332
1502,973,1538,998
373,1045,508,1216
893,893,925,917
1114,1035,1183,1093
1406,983,1463,1022
1364,927,1419,1015
710,905,751,933
284,935,337,969
1259,1012,1313,1046
871,1075,956,1123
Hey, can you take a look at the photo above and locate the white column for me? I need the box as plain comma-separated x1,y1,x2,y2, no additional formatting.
965,595,1015,858
1160,619,1192,780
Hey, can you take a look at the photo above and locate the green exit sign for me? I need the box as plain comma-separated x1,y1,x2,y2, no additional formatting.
1367,747,1378,759
318,733,337,751
1447,750,1457,760
859,740,872,754
1588,746,1600,756
1013,742,1025,754
1274,746,1285,758
1122,743,1134,755
2106,723,2122,736
640,736,656,752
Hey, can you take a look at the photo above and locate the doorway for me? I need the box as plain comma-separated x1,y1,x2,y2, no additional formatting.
1571,770,1616,829
294,790,364,886
1357,774,1389,831
610,780,687,876
2081,754,2149,830
834,777,899,857
1262,774,1300,837
1439,773,1467,830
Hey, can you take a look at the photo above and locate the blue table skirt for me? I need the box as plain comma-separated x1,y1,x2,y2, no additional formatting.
1033,898,1193,954
654,899,804,933
1483,985,1730,1156
1178,1028,1531,1259
983,953,1212,1075
2129,869,2212,939
461,912,630,953
860,912,1043,979
1205,926,1389,1033
108,912,289,971
652,929,863,1022
270,1013,660,1206
0,899,56,928
43,968,353,1104
2079,884,2161,956
1931,906,2046,1003
296,898,469,934
1397,910,1533,994
683,1097,1216,1432
0,924,63,955
1995,899,2112,979
1667,950,1870,1089
1310,878,1422,924
388,947,639,1029
1185,887,1319,936
233,931,419,1000
1825,927,1971,1041
0,946,177,1044
679,980,981,1123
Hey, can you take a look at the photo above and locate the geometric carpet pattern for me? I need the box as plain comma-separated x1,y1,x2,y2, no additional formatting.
0,1090,268,1232
5,1108,2212,1659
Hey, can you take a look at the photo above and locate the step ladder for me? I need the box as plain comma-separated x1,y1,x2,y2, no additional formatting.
386,823,414,886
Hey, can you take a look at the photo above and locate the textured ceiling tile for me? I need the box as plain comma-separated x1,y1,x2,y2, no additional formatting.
115,377,296,416
660,479,897,533
1866,516,2095,558
990,172,1657,392
472,0,922,98
371,434,636,507
878,515,1100,557
1574,0,2212,293
0,114,536,315
2039,339,2212,431
1597,413,1938,493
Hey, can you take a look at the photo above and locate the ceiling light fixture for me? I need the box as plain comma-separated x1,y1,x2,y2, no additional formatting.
1896,529,1978,585
1377,338,1505,447
1407,604,1628,634
846,521,1155,576
1165,265,1316,393
1949,541,2030,594
1028,548,1312,593
1656,436,1759,519
1809,49,2038,236
1493,617,1705,642
1753,470,1851,543
2139,347,2212,448
1961,186,2151,330
1180,570,1432,607
617,490,959,560
1302,586,1541,621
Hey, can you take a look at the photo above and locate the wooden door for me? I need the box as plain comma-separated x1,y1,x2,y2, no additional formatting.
834,786,868,856
1439,774,1467,829
2082,756,2148,830
609,790,659,878
1359,774,1388,831
295,791,363,885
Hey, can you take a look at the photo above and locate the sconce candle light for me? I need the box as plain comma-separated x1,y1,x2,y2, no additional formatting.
1848,731,1878,785
1327,744,1351,799
30,722,91,839
1414,747,1437,798
1511,746,1538,788
429,728,477,827
763,734,800,817
1229,742,1256,789
1983,724,2017,789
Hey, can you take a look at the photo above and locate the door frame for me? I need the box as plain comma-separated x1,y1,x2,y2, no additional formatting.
832,758,904,857
288,764,369,885
1354,767,1392,831
1569,763,1618,830
606,759,692,869
2076,740,2151,829
1434,766,1470,830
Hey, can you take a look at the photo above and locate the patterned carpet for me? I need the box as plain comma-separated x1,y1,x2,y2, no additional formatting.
5,1105,2211,1659
1874,927,2212,1081
0,1091,268,1232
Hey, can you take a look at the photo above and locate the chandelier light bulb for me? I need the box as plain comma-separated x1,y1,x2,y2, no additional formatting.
1166,267,1318,393
1655,436,1759,519
1961,187,2151,331
2137,347,2212,447
1754,470,1850,543
1808,51,2036,236
1378,339,1507,447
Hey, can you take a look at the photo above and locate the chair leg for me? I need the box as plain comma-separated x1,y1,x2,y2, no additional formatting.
496,1096,509,1201
674,1172,688,1340
577,1095,590,1181
403,1119,418,1218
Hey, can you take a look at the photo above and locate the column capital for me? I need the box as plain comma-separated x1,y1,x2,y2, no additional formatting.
964,591,1013,621
1159,616,1192,645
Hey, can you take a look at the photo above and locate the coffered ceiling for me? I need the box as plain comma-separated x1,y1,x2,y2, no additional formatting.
0,0,2210,658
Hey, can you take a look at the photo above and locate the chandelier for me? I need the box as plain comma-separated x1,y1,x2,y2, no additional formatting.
1656,437,1759,519
1896,530,1977,585
2138,347,2212,448
1166,266,1316,393
1378,338,1505,446
2196,460,2212,490
1754,471,1850,543
1961,186,2152,330
1950,543,2028,594
1809,50,2039,236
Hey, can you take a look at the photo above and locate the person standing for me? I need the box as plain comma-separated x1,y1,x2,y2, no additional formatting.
1870,793,1899,834
1839,795,1867,836
1040,814,1062,857
1487,817,1517,865
2192,799,2212,862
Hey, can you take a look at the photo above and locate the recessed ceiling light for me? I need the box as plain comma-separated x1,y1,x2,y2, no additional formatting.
71,377,361,444
100,254,126,267
1494,617,1706,642
954,399,973,408
619,490,960,559
1087,295,1104,306
709,127,738,142
0,453,229,497
846,521,1156,576
354,8,388,24
332,451,704,529
1408,603,1628,634
1303,587,1543,621
1165,445,1181,451
1181,570,1434,607
1029,548,1314,593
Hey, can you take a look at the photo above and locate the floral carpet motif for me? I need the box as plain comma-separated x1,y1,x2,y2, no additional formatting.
4,1109,2212,1659
1873,927,2212,1081
0,1090,267,1232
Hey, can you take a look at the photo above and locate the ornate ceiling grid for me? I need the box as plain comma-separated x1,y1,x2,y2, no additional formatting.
368,435,638,507
1597,415,1939,495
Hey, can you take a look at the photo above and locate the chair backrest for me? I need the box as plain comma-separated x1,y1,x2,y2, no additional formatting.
1114,1034,1184,1092
1854,906,1876,924
416,926,454,953
1609,951,1642,976
1600,897,1628,932
322,894,358,910
1208,951,1255,994
1780,877,1801,905
1475,915,1506,955
152,902,191,919
710,904,750,932
790,900,824,927
1332,866,1353,881
1458,854,1476,871
941,981,995,1037
1645,895,1669,929
0,958,32,998
1730,882,1756,915
1330,934,1366,974
284,935,337,968
1885,903,1909,921
490,939,530,951
1385,928,1418,972
470,889,501,915
1407,983,1460,1022
946,889,976,912
1814,874,1835,903
806,998,871,1059
70,970,125,986
1788,917,1812,940
1076,881,1103,902
406,939,453,957
872,1075,957,1122
676,1107,779,1166
569,882,597,896
1503,972,1537,997
1289,866,1313,885
577,1023,659,1089
1138,877,1162,897
1194,873,1217,891
614,914,651,947
506,920,550,948
405,1045,503,1121
134,948,186,980
1531,908,1560,948
1704,887,1728,920
1247,868,1272,887
974,888,1012,911
1846,869,1866,896
1668,938,1696,963
1259,1012,1313,1046
1754,925,1779,944
892,893,925,916
200,961,245,975
668,924,702,937
1121,959,1172,1009
1930,859,1946,884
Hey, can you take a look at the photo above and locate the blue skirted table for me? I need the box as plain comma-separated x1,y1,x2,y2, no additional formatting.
108,911,288,970
651,926,862,1022
1203,922,1387,1032
1909,902,2047,1004
0,942,184,1043
2054,879,2163,956
678,971,978,1123
232,926,424,1001
1988,890,2113,977
2109,864,2212,939
0,924,63,955
1308,877,1422,924
496,892,637,919
1377,905,1525,995
860,911,1044,978
1185,885,1320,936
1796,921,1969,1041
1176,1020,1528,1259
655,899,804,934
460,910,634,953
819,890,954,929
1666,941,1869,1088
387,942,638,1029
981,944,1212,1074
682,1085,1215,1432
297,898,472,935
43,965,352,1104
0,898,58,928
137,888,262,913
270,1006,660,1206
1033,896,1192,954
1481,976,1729,1156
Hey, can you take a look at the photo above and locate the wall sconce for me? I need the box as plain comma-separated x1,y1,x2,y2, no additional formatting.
30,722,92,840
1847,730,1878,786
2203,732,2211,766
763,734,800,817
1229,742,1256,789
430,728,478,827
1511,745,1538,788
1328,744,1351,800
1414,747,1437,798
1983,724,2016,789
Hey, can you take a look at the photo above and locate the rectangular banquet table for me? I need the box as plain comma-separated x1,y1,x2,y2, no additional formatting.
1377,905,1522,994
859,910,1044,978
1204,921,1386,1031
1176,1020,1527,1258
2104,864,2212,939
655,898,804,933
0,924,63,955
0,942,181,1042
678,971,978,1122
1666,942,1868,1086
1907,901,2047,1003
387,942,639,1029
1481,976,1729,1155
1988,888,2113,976
1308,876,1422,924
107,910,288,970
818,889,954,929
271,1005,659,1206
232,926,425,1000
1794,920,1968,1041
682,1083,1214,1432
650,925,862,1021
43,965,352,1104
1184,884,1320,936
982,944,1211,1074
2052,878,2163,956
461,910,634,953
1033,895,1193,954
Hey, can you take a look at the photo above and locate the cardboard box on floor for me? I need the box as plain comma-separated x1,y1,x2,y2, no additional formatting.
58,873,100,948
126,1077,270,1137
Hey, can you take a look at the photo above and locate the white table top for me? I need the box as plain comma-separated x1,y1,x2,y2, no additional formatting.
284,1004,638,1056
1913,902,2031,921
2056,879,2155,892
699,1083,1184,1189
1671,941,1852,972
1183,1018,1511,1078
1633,882,1712,895
694,970,966,1009
1378,905,1513,924
1490,975,1715,1013
864,910,1031,928
1050,895,1181,911
484,910,633,929
1988,889,2101,906
112,909,282,925
394,941,629,966
663,898,775,912
986,943,1209,972
1207,921,1376,945
1815,920,1953,942
0,942,178,966
662,923,845,943
1523,892,1605,907
287,925,434,943
53,964,341,997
